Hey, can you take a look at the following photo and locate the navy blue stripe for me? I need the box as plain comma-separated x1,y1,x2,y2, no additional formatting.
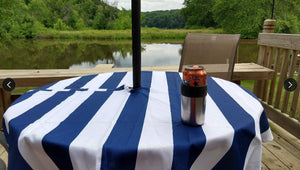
260,111,270,134
100,73,125,89
3,119,31,170
6,91,76,170
12,74,97,107
207,77,256,170
166,72,206,170
10,91,36,107
100,71,152,170
65,74,97,89
42,72,126,170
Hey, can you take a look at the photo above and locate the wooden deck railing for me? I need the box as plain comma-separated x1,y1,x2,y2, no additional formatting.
254,33,300,138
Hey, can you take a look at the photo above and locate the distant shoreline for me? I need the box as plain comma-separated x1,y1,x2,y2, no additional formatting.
36,28,224,40
1,28,261,42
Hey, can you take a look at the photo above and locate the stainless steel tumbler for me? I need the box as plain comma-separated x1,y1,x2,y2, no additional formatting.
181,65,207,126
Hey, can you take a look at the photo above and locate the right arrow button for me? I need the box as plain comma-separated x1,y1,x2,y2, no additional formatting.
284,78,298,92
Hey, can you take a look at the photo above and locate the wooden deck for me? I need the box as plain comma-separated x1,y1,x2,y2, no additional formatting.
0,63,273,85
262,120,300,170
0,120,299,169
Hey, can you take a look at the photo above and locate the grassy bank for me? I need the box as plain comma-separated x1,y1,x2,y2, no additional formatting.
38,28,223,40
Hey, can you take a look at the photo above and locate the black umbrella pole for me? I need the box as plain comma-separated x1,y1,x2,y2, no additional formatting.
132,0,141,89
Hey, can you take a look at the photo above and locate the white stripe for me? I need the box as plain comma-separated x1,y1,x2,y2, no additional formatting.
179,72,183,79
18,90,94,170
81,73,113,89
244,128,273,170
212,78,271,170
4,77,80,133
243,137,262,170
46,76,81,90
191,95,234,170
69,72,132,170
135,71,173,170
261,128,273,142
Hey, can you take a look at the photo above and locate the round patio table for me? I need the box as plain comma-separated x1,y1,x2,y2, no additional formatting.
3,71,273,170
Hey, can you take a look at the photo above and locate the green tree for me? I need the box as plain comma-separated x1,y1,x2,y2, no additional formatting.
45,0,65,16
212,0,269,38
93,6,107,29
275,15,299,33
273,0,300,33
142,10,185,29
61,3,80,29
19,15,40,38
28,0,54,27
75,18,85,30
1,0,132,38
76,0,98,27
181,0,216,28
54,18,70,30
0,0,43,38
112,9,131,30
0,0,25,39
93,4,118,29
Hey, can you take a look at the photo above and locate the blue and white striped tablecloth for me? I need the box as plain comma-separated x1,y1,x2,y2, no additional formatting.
3,71,273,170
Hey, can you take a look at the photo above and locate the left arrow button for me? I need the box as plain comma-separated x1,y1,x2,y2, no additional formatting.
1,78,16,92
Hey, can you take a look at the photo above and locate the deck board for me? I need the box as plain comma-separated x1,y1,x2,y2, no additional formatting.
263,140,300,170
272,130,300,159
262,145,290,169
262,162,271,170
0,147,7,167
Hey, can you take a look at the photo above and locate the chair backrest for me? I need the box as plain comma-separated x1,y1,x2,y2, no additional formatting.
179,33,240,81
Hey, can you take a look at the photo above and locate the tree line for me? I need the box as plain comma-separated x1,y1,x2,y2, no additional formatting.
0,0,299,39
142,10,185,29
181,0,300,38
0,0,184,39
0,0,120,39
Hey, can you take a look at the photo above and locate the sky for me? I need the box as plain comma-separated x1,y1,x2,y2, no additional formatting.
106,0,185,12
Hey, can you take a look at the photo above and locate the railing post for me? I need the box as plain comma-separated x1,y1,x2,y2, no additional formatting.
0,88,4,119
254,19,276,98
0,88,12,129
262,19,276,33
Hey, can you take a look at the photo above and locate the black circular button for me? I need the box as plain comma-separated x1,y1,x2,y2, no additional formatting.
2,78,16,92
284,78,297,92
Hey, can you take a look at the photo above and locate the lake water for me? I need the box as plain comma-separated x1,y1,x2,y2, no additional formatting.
0,39,258,69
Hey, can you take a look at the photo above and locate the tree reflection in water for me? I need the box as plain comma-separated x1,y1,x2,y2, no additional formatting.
0,39,257,69
0,39,132,69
